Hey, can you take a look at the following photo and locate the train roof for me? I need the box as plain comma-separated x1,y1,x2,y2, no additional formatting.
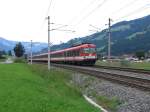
50,43,96,54
32,43,96,57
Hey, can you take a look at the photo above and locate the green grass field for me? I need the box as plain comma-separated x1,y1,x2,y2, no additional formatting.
96,60,150,70
0,63,100,112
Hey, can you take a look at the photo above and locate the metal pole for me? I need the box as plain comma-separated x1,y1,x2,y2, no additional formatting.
108,18,111,60
30,40,32,64
48,16,50,70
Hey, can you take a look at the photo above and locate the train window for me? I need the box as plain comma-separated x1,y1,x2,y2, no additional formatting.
83,48,96,53
73,50,78,56
77,50,79,56
90,48,96,53
72,50,75,56
64,52,67,57
83,48,89,53
59,53,62,57
69,51,71,57
75,50,77,56
74,51,76,56
74,50,76,56
70,51,72,56
60,53,63,57
71,51,73,56
67,51,69,57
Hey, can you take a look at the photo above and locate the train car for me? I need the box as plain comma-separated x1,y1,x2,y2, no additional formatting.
30,43,97,65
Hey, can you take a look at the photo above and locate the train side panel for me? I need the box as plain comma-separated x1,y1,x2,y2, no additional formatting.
30,43,97,65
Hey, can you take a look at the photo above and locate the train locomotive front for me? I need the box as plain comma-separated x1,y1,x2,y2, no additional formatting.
77,44,97,65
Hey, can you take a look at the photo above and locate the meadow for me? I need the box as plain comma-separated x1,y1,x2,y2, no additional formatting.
96,60,150,70
0,63,100,112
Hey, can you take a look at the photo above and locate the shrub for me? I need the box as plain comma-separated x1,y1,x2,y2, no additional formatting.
120,59,130,67
14,58,27,63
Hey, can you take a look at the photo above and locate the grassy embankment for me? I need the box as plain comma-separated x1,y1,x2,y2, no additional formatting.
0,58,6,62
96,96,121,112
0,56,7,62
96,60,150,70
0,63,100,112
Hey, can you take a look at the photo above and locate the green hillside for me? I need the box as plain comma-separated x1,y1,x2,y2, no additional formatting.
47,15,150,56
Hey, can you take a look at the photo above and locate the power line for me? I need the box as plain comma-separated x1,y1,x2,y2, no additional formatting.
89,24,101,32
74,0,108,26
51,23,70,26
51,25,68,31
114,4,150,22
89,24,100,30
51,29,75,33
68,0,99,25
89,30,99,33
111,0,139,16
46,0,53,16
40,0,54,29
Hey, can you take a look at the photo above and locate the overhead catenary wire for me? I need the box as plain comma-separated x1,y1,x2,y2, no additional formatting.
88,0,148,33
40,0,54,29
50,25,68,31
41,0,76,33
111,0,139,16
89,24,101,33
51,29,75,32
73,0,108,26
89,24,101,30
39,0,149,45
68,0,99,25
46,0,53,17
114,4,150,22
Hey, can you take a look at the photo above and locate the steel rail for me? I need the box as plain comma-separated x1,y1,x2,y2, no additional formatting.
52,64,150,91
94,65,150,74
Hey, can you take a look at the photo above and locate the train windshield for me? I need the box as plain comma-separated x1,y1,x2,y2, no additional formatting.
83,48,96,53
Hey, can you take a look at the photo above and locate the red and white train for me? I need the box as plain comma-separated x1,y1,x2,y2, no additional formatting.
30,43,97,65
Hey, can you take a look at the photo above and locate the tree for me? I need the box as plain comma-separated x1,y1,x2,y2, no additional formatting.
135,51,145,60
8,50,12,56
14,42,25,57
2,50,6,55
0,50,2,58
0,50,6,59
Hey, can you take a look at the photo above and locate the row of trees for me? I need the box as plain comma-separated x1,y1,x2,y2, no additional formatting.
0,42,25,59
0,50,12,58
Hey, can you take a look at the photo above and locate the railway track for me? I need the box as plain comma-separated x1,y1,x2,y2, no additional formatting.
94,65,150,74
51,63,150,91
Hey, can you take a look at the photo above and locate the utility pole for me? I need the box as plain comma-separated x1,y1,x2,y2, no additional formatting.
108,18,112,60
47,16,51,70
30,40,32,64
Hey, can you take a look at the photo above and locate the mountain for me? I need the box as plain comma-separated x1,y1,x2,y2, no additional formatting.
0,37,47,53
1,15,150,56
46,15,150,56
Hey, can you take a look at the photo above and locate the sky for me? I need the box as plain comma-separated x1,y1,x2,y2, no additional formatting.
0,0,149,44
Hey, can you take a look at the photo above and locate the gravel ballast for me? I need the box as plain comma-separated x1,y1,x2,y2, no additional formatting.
71,73,150,112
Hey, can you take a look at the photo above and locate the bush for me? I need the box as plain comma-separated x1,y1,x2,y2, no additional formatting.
0,56,6,59
120,59,130,67
14,58,27,63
